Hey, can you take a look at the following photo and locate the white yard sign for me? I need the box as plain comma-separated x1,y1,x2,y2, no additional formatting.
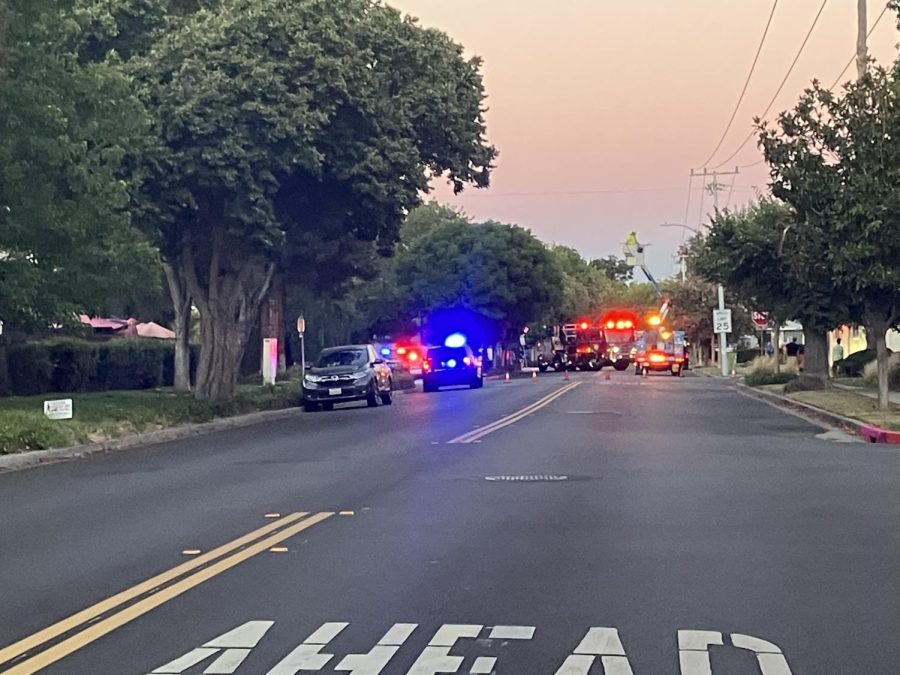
43,399,73,420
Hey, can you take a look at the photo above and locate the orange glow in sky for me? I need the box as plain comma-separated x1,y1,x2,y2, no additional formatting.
389,0,900,277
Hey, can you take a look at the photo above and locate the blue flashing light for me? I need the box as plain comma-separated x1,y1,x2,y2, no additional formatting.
447,358,458,368
444,332,467,348
380,347,392,356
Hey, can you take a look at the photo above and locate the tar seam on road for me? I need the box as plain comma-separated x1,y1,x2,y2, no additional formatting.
0,512,333,674
447,381,581,444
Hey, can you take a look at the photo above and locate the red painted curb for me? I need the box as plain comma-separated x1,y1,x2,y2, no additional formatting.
859,425,900,444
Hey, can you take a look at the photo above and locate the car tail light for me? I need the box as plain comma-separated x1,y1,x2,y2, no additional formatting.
423,360,431,371
649,353,667,363
408,351,419,362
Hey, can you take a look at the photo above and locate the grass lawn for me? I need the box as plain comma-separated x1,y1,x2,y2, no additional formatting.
0,382,301,454
785,389,900,431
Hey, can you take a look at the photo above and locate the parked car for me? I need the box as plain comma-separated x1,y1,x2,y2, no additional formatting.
303,344,393,411
422,345,484,392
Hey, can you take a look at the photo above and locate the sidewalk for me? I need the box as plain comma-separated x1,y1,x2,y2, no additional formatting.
833,383,900,405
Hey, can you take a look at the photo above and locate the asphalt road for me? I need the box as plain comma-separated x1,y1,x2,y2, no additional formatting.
2,370,899,674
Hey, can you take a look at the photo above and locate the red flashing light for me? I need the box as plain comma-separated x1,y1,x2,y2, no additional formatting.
396,346,407,356
606,321,615,329
579,321,589,330
407,351,419,362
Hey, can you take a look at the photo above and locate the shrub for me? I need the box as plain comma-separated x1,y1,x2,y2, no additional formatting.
7,343,54,395
736,348,758,364
47,340,99,392
861,352,900,389
747,355,798,376
784,373,827,393
96,340,167,390
745,370,798,387
834,349,877,377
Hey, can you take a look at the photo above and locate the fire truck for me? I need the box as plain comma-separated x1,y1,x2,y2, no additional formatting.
598,310,639,370
536,320,605,372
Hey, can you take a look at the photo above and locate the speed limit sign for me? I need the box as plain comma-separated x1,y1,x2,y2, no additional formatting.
713,309,732,334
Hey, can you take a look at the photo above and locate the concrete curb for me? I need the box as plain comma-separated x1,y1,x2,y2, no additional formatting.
737,383,899,445
0,405,306,474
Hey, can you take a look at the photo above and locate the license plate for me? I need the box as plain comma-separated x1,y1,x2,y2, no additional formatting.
410,368,422,376
328,388,342,396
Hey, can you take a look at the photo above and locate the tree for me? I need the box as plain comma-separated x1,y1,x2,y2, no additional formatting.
0,0,154,334
759,67,898,401
590,255,633,282
395,216,562,341
129,0,496,400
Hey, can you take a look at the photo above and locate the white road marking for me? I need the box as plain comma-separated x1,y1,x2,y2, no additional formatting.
470,656,497,673
555,628,634,675
428,624,483,647
334,624,418,674
488,626,535,641
151,647,219,673
678,631,793,675
266,622,349,674
204,648,252,673
150,621,274,674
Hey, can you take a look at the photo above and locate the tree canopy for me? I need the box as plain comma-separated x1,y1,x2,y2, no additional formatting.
123,0,496,399
0,0,155,331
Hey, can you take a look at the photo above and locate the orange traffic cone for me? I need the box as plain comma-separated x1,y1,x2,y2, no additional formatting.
532,370,537,381
563,368,570,382
604,371,611,381
505,371,511,383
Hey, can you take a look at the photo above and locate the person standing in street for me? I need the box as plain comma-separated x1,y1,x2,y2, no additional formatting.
831,337,844,377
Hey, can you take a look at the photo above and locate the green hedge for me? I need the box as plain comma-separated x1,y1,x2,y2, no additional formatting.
4,338,196,396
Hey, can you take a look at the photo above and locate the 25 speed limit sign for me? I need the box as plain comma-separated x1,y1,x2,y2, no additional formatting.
713,309,733,334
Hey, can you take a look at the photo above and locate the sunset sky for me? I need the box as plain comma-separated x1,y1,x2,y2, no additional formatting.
389,0,900,278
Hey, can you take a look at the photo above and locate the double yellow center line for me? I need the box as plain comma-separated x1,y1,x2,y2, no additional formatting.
0,511,333,674
448,381,581,444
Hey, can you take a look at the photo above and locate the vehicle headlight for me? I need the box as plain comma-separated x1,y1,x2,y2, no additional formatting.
305,374,322,383
352,371,369,379
612,346,620,353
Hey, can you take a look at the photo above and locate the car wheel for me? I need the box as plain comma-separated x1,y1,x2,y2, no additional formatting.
380,389,393,405
613,361,629,371
538,363,548,373
422,381,436,393
367,385,380,407
470,377,483,389
303,401,318,413
321,402,334,411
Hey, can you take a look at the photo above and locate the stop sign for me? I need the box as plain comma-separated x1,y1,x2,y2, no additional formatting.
751,311,769,329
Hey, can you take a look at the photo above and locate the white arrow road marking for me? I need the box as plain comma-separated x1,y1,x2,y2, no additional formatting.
334,623,419,674
678,631,793,675
149,621,273,674
266,622,349,674
554,628,634,675
407,624,484,674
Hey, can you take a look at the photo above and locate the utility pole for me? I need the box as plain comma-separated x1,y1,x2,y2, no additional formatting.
705,168,739,376
857,0,868,79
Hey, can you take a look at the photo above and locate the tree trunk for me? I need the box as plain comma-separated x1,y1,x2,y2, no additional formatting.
163,262,192,393
181,226,275,401
867,319,891,411
802,329,829,387
866,326,876,351
773,323,781,374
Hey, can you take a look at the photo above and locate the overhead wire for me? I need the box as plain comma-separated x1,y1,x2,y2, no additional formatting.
732,2,890,170
711,0,830,170
695,0,780,169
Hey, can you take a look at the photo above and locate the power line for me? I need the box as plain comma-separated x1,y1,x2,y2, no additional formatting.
711,0,830,170
695,0,779,169
453,184,759,199
733,3,890,170
829,2,891,90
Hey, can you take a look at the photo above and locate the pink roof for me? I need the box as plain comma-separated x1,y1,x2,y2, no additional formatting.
136,322,176,339
79,315,127,330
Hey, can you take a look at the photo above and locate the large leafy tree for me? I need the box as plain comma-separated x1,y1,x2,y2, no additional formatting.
0,0,153,333
129,0,496,400
395,215,562,340
759,66,898,401
692,200,860,383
